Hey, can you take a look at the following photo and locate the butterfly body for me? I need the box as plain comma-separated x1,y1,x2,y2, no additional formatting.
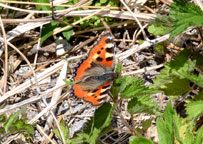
71,32,117,105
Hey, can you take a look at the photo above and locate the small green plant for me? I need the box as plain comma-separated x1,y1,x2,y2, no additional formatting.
157,101,203,144
149,0,203,38
39,0,119,45
0,107,35,142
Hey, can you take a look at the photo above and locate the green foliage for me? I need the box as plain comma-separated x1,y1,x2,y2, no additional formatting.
34,0,50,11
155,44,164,55
157,101,175,144
129,136,154,144
186,100,203,120
54,120,71,143
40,21,59,45
111,73,160,115
64,79,74,85
0,108,34,142
40,0,119,44
70,103,114,144
151,0,203,38
152,49,203,99
148,24,171,36
156,101,203,144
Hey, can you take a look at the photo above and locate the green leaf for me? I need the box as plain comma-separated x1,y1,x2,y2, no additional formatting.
148,24,171,35
142,119,152,131
64,79,74,85
186,100,203,120
128,97,159,115
162,77,190,98
4,111,20,132
84,103,114,144
100,0,108,4
173,112,184,144
129,136,154,144
40,21,59,45
34,0,50,11
54,120,70,143
116,60,122,74
157,101,175,144
120,76,157,98
155,44,164,55
62,28,73,41
194,127,203,144
152,0,203,38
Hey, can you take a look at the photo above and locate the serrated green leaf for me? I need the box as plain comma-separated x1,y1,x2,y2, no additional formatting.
120,76,157,98
173,112,184,144
40,21,59,45
128,97,159,115
129,136,154,144
194,127,203,144
157,101,175,144
4,111,20,132
162,77,190,98
148,24,171,36
186,100,203,120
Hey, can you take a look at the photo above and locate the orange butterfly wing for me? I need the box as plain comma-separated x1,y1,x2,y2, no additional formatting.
71,32,115,105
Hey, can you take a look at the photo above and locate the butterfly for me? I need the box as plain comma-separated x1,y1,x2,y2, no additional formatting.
71,31,118,105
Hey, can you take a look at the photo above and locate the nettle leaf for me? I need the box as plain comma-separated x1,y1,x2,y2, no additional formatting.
186,100,203,120
194,127,203,144
157,101,175,144
128,96,160,115
152,0,203,38
129,136,154,144
40,21,59,45
120,76,157,98
152,49,201,98
162,77,190,98
173,112,184,144
34,0,50,11
169,0,203,37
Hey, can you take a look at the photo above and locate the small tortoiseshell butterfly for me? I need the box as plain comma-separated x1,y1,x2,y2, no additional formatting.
71,31,118,105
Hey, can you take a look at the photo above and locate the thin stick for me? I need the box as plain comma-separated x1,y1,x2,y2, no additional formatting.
0,38,39,101
0,16,8,94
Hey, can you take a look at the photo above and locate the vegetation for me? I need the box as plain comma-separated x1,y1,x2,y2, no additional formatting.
0,0,202,143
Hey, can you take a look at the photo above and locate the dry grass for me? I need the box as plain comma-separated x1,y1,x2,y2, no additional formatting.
0,0,202,143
